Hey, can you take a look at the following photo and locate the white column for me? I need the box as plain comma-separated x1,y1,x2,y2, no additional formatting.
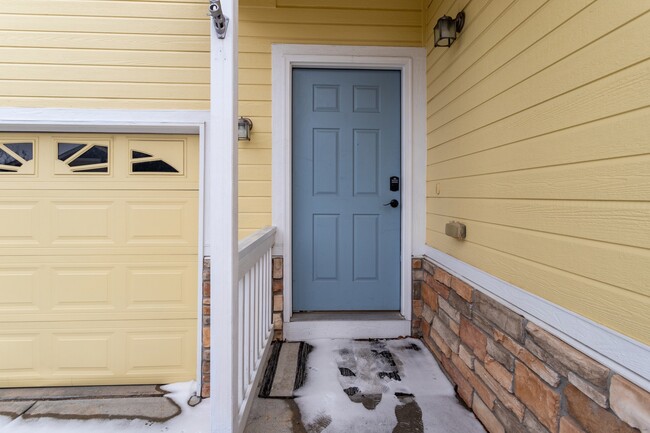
209,0,239,432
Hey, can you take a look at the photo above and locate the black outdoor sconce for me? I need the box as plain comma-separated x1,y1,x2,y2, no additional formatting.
434,11,465,47
238,117,253,141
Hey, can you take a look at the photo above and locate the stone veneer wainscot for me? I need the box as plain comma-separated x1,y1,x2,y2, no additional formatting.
412,258,650,433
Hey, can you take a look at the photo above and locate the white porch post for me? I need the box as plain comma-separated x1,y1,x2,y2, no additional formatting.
209,0,239,432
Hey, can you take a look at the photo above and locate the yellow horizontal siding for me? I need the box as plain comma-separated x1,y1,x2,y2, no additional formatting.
0,0,210,110
237,1,423,237
426,0,650,344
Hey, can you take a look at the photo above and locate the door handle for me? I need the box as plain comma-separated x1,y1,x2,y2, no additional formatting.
383,199,399,208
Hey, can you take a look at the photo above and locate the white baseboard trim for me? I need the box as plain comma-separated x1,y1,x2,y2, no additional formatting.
284,320,411,341
422,246,650,392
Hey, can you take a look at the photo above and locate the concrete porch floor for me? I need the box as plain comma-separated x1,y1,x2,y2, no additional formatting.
245,338,487,433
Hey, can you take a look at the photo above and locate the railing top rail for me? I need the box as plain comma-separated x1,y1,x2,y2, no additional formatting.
238,226,277,278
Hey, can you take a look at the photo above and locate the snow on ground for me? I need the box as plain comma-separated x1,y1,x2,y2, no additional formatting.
294,338,486,433
0,381,209,433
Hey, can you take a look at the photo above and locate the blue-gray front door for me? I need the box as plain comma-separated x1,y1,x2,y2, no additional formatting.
292,68,401,311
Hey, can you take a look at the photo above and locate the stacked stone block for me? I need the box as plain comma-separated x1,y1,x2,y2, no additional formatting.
201,257,211,398
412,258,650,433
272,256,284,341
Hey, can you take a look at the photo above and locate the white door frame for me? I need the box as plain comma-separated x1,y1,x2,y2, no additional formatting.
271,44,427,339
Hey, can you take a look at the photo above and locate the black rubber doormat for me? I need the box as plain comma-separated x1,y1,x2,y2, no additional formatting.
259,341,312,398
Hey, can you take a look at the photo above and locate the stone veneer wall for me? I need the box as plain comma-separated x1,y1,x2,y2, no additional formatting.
412,258,650,433
201,257,211,398
272,256,284,341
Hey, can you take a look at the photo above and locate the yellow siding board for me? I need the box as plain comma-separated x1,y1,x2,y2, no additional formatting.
0,97,207,110
239,69,272,86
426,231,650,345
0,64,209,84
239,181,272,197
276,0,422,11
0,15,208,36
240,7,421,26
239,197,272,213
428,214,650,298
429,155,650,201
426,0,518,74
239,53,272,69
427,1,647,129
428,197,650,250
0,31,209,52
0,47,208,68
239,37,273,53
239,149,271,165
0,1,206,20
427,0,650,350
239,84,272,101
427,0,589,94
239,165,272,181
427,108,650,180
429,59,650,160
428,7,650,136
239,213,272,228
0,80,208,101
239,22,422,44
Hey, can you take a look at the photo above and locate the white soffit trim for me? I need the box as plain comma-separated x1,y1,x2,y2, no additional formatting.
423,246,650,392
0,107,209,133
271,43,426,327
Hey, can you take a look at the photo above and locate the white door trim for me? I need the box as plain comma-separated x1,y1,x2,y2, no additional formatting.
271,44,426,338
0,106,208,395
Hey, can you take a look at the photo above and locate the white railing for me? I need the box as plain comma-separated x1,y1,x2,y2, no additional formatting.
233,226,276,431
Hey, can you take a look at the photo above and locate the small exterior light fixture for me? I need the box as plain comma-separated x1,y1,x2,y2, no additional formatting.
434,11,465,47
238,117,253,141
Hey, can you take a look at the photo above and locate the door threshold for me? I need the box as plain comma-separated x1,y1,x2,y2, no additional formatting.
291,311,403,322
284,312,411,341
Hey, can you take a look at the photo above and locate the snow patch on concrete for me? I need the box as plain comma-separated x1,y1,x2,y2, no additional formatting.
0,381,209,433
294,338,485,433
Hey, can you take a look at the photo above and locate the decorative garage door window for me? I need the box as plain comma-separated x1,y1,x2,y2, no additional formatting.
56,142,109,173
0,142,35,174
129,139,184,175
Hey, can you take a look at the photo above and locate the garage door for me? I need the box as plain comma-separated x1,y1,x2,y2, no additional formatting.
0,133,199,387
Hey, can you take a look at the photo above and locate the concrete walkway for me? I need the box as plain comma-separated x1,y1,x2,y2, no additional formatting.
0,382,207,433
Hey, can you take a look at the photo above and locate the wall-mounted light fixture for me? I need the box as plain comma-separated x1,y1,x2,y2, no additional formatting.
238,117,253,141
434,11,465,47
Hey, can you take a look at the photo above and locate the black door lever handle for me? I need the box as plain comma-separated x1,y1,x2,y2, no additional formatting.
383,199,399,208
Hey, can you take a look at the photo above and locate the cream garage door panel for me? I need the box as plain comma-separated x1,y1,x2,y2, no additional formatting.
0,320,196,387
0,133,198,387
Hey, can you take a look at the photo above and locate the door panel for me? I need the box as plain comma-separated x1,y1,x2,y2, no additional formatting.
293,69,401,311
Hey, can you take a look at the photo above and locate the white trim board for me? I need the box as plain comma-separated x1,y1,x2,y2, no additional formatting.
0,107,209,133
0,106,209,396
423,246,650,392
271,44,426,333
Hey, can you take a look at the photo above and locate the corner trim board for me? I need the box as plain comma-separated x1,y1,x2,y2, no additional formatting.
422,245,650,392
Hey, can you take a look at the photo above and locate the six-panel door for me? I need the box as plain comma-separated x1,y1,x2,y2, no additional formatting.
292,69,402,311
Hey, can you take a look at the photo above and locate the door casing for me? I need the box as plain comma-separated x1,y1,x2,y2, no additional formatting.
272,44,427,338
